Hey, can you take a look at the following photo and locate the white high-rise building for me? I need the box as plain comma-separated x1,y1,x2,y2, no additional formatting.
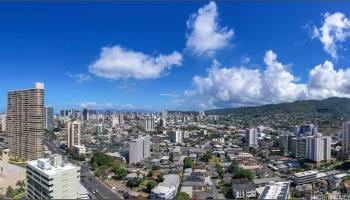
0,113,6,132
170,130,182,143
342,121,350,157
305,134,331,162
26,154,80,199
129,135,151,164
161,118,167,128
246,128,259,147
67,120,81,149
161,110,168,120
112,115,119,127
143,118,155,131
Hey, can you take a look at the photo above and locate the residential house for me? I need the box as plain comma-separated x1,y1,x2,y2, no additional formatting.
231,179,256,199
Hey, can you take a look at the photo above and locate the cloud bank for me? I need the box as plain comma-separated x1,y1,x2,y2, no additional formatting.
185,50,350,109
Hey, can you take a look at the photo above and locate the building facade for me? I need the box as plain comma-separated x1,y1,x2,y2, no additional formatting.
291,137,306,158
170,130,182,143
279,133,293,155
143,118,155,131
305,134,331,163
129,135,151,164
0,113,6,132
67,120,81,149
342,121,350,157
82,108,89,121
246,128,258,147
293,170,319,185
26,154,80,199
45,107,54,131
7,83,45,160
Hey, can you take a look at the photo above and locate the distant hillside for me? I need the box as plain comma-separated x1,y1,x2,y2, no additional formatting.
206,97,350,117
205,97,350,132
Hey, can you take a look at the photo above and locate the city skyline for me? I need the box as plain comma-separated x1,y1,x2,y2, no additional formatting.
2,2,350,200
0,2,350,112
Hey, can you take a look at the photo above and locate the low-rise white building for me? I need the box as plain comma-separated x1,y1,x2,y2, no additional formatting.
293,170,317,185
293,170,326,185
26,154,80,199
151,174,180,200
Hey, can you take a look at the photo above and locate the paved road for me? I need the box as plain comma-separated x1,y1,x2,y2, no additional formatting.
209,164,225,199
44,136,64,154
209,165,219,199
81,161,124,199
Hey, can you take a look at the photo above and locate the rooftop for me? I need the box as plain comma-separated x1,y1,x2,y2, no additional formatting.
27,157,79,176
0,160,26,183
160,174,180,188
294,170,318,177
258,182,290,200
0,159,25,175
232,179,256,191
181,186,193,198
152,185,174,194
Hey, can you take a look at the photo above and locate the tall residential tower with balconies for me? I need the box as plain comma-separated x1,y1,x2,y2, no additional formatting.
7,83,45,160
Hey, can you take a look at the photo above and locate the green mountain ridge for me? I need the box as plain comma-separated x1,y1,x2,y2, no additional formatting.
206,97,350,117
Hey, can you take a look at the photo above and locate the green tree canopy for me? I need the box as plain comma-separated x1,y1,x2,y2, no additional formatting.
183,158,195,169
127,177,142,188
216,165,224,177
146,180,157,192
91,152,114,170
200,150,213,162
174,192,190,200
5,186,15,198
113,166,128,180
152,165,161,170
233,169,254,181
229,162,254,181
228,162,240,173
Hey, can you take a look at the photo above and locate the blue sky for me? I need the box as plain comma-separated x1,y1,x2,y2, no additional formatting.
0,2,350,112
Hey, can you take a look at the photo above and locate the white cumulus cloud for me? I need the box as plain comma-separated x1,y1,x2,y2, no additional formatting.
262,50,308,103
89,45,182,80
308,60,350,98
186,1,234,55
185,50,350,109
312,12,350,59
